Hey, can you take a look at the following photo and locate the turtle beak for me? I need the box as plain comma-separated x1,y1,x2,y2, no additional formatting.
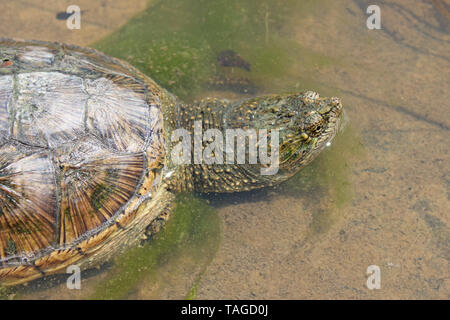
318,97,343,147
330,97,343,118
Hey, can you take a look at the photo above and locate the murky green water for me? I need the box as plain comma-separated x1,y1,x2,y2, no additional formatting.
0,0,448,299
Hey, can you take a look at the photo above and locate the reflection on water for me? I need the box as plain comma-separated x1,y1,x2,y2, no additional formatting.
0,0,448,299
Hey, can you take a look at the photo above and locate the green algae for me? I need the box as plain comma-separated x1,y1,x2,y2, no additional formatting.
0,286,16,300
185,258,211,300
185,278,199,300
89,193,221,300
93,0,334,100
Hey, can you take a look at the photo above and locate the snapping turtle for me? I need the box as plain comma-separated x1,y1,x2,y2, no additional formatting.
0,38,342,286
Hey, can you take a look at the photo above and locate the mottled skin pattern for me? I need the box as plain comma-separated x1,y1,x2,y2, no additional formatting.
164,92,342,193
0,39,342,286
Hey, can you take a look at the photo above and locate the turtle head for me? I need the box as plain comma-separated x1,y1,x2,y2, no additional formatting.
252,91,343,176
278,91,343,173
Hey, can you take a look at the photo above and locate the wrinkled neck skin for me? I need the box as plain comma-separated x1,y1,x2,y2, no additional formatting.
161,91,343,193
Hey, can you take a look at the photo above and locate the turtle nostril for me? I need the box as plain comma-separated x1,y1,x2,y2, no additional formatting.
331,97,342,109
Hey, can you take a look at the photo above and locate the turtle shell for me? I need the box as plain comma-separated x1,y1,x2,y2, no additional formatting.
0,39,167,284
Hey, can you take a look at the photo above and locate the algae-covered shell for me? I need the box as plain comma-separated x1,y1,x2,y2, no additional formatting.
0,38,171,285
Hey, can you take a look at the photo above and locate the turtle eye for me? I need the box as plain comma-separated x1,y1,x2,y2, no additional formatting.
304,112,325,137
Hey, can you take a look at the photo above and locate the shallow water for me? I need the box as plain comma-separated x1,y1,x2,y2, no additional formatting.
0,0,448,299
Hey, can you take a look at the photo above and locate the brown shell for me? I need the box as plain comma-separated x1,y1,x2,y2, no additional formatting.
0,38,167,284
